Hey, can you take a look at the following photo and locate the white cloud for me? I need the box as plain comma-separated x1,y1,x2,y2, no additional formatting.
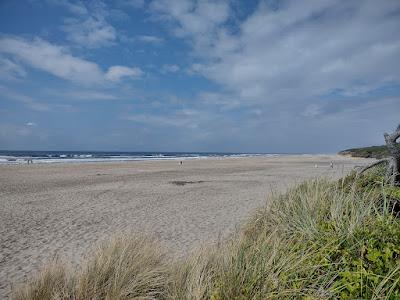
0,37,143,84
119,0,145,9
119,34,164,45
63,17,117,48
302,105,322,118
0,37,104,84
2,0,399,152
150,0,400,109
47,0,88,15
162,64,180,73
219,1,399,104
136,35,164,44
65,90,120,100
26,122,37,127
122,109,200,128
150,0,230,37
134,0,400,152
49,0,117,48
105,66,143,82
0,57,26,80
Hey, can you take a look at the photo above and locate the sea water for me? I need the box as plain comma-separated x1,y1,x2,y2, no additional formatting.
0,150,272,164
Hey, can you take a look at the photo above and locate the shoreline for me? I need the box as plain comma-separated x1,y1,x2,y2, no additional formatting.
0,155,373,297
0,152,360,166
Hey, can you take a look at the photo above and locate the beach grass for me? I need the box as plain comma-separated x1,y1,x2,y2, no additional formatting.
13,168,400,299
13,236,168,300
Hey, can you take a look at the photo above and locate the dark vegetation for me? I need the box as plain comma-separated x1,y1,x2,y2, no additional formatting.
339,145,393,159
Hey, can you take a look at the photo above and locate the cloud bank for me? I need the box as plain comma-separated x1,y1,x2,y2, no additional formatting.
0,37,142,84
0,0,399,152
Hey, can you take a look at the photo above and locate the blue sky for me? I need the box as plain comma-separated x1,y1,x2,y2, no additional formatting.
0,0,399,153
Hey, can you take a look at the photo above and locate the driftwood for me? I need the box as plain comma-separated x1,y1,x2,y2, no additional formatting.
359,124,400,186
358,159,389,174
384,124,400,185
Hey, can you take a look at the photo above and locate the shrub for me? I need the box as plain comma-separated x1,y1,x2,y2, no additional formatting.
329,217,400,299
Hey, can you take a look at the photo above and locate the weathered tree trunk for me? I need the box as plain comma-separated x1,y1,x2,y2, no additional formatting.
358,158,389,174
358,124,400,186
384,124,400,186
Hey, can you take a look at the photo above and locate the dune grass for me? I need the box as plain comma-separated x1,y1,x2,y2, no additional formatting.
13,236,168,300
13,169,400,299
13,263,73,300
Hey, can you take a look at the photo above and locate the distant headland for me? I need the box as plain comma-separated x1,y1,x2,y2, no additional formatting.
339,144,400,159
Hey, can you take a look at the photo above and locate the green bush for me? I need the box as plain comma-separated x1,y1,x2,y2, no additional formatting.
308,217,400,299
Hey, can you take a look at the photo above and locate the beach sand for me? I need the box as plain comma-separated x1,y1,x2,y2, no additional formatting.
0,155,373,297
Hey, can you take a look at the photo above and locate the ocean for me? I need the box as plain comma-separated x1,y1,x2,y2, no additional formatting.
0,150,269,164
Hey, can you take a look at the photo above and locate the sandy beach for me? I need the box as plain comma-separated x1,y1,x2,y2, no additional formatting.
0,155,373,298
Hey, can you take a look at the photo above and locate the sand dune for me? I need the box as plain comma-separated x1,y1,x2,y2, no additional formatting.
0,155,372,298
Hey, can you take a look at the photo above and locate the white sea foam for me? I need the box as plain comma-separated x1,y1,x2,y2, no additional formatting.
0,153,277,165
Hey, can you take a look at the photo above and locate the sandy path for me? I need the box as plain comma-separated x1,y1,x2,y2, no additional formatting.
0,155,372,298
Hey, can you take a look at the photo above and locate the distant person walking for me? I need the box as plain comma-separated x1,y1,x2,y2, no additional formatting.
330,161,334,168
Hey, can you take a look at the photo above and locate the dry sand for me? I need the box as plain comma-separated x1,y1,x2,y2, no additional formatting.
0,155,373,298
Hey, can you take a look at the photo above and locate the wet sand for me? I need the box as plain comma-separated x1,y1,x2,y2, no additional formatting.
0,155,372,297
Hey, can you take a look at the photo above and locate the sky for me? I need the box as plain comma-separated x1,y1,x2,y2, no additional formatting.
0,0,399,153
